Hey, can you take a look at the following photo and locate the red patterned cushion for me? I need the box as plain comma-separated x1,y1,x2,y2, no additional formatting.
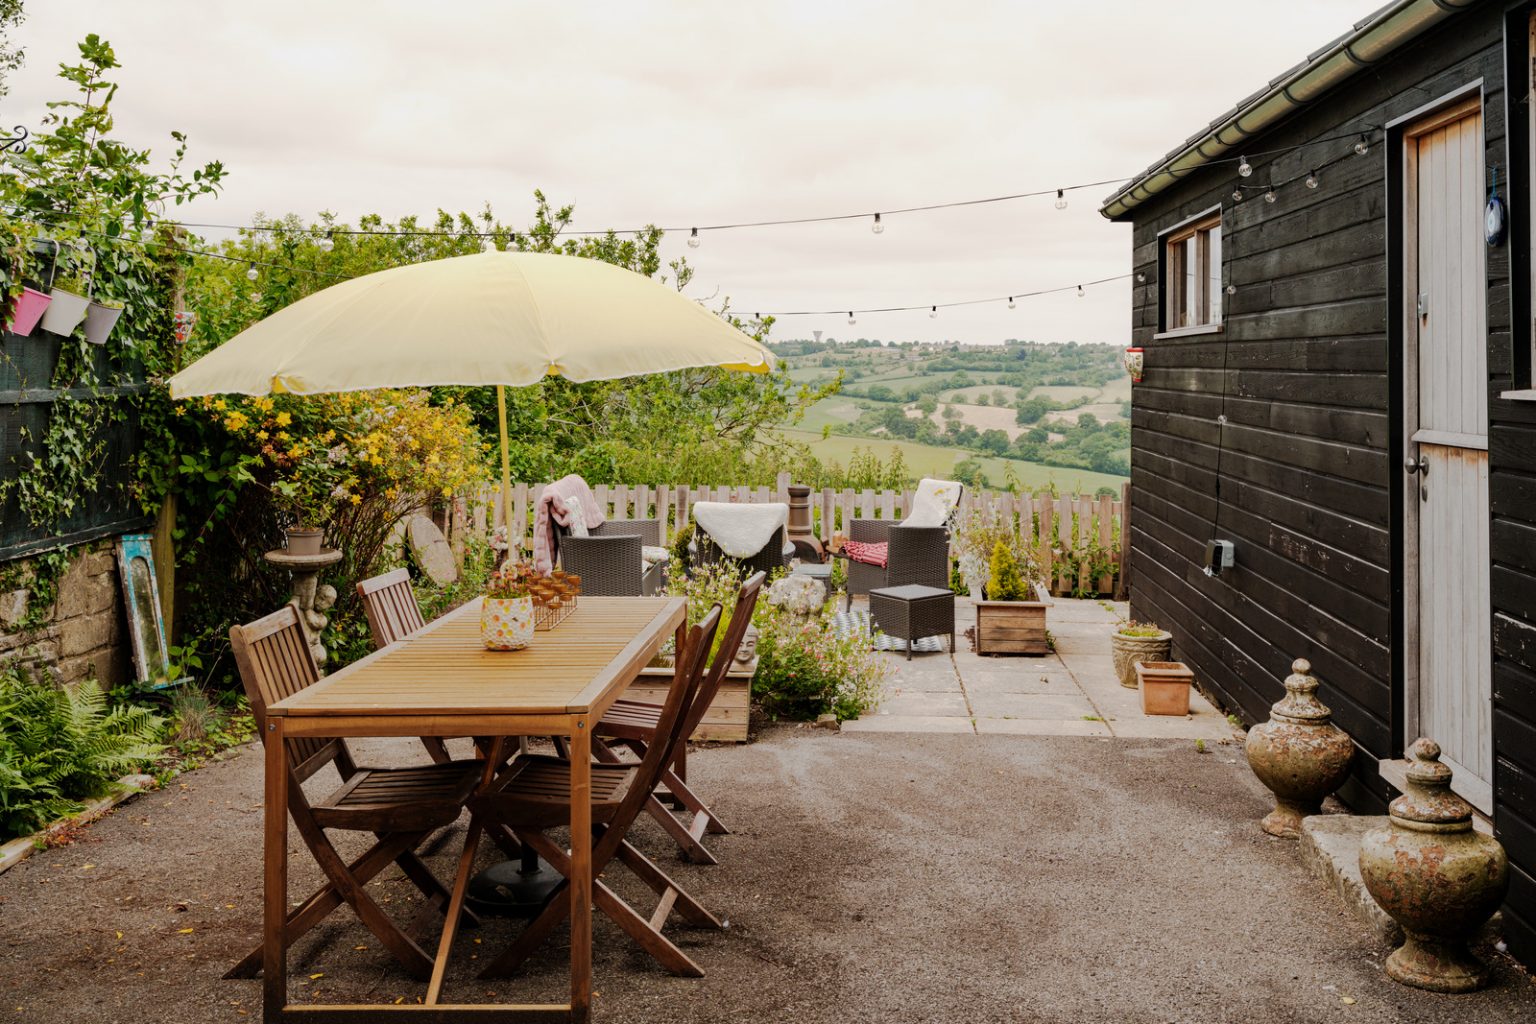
843,540,888,568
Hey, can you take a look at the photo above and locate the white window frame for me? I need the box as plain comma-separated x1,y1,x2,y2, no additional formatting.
1155,206,1224,339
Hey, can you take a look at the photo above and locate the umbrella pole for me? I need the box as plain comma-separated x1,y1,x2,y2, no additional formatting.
497,385,514,559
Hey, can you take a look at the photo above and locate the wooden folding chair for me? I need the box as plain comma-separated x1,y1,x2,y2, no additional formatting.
225,605,483,980
470,605,725,979
592,570,765,864
357,568,459,764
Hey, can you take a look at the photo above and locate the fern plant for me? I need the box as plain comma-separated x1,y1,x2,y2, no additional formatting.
0,664,164,841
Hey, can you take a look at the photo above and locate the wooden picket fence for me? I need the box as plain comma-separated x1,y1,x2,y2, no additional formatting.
445,473,1130,598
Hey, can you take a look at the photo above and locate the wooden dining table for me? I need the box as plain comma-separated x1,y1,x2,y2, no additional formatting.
262,594,686,1023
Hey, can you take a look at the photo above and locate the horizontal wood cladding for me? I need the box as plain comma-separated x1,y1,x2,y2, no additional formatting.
1125,2,1505,832
1126,1,1536,973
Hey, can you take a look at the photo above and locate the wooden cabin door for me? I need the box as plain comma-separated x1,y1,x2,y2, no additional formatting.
1404,98,1492,813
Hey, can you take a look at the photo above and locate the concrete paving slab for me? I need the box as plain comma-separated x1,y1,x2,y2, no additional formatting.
841,714,974,733
958,668,1078,696
967,691,1098,720
1106,713,1234,740
878,690,970,717
880,657,962,691
975,717,1113,737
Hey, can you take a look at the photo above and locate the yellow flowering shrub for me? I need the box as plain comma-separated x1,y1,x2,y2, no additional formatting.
195,388,487,529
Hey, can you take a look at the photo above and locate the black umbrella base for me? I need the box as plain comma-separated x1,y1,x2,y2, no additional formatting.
465,854,563,918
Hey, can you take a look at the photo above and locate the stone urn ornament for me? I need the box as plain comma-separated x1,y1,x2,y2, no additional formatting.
1359,738,1508,993
1244,658,1354,838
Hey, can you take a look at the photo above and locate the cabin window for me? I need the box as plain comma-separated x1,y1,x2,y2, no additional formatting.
1160,213,1222,333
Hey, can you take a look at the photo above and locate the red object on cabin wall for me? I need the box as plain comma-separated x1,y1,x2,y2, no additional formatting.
1124,346,1145,383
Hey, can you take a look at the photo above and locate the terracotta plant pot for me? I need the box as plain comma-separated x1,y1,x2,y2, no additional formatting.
40,286,89,336
8,286,52,336
284,527,325,556
1136,660,1193,716
82,300,124,345
1111,628,1172,687
481,595,534,651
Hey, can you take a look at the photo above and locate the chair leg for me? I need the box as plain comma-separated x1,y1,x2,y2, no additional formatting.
301,823,436,979
592,880,704,977
224,830,426,979
613,838,722,929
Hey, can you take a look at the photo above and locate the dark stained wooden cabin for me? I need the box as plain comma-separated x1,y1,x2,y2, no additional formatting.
1101,0,1536,969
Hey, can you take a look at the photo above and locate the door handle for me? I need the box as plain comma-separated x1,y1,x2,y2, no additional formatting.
1404,454,1428,475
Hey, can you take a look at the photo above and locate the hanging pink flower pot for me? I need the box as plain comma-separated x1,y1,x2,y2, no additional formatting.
40,286,89,336
1124,346,1145,383
8,286,52,336
82,299,124,346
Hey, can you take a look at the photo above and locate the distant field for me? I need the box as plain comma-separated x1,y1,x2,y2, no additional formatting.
943,385,1021,405
776,427,1127,493
796,398,863,432
929,403,1025,440
1097,377,1132,403
1044,402,1126,426
1028,384,1099,404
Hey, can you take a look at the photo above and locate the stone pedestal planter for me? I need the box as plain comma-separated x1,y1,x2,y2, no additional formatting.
1244,658,1354,839
1111,627,1171,687
1135,660,1193,716
1359,738,1509,993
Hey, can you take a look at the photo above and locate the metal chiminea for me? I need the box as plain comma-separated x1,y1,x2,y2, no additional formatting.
786,484,824,562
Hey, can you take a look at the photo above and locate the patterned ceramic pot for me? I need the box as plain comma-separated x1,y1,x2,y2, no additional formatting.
1111,629,1172,688
1245,659,1354,838
481,596,534,651
1359,738,1508,993
1123,346,1145,383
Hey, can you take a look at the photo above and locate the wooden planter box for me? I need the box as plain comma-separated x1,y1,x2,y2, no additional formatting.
628,655,753,742
974,584,1051,655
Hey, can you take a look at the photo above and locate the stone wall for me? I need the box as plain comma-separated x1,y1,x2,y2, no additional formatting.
0,540,129,686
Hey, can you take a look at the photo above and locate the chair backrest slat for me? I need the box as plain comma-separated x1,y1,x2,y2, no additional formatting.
357,567,426,648
681,571,765,739
229,604,341,781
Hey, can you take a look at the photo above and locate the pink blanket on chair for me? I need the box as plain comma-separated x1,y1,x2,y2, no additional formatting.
532,475,606,575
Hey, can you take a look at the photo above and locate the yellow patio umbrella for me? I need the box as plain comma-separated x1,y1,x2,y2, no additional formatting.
168,250,774,528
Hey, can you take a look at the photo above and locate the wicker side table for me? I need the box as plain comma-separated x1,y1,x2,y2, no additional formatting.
868,584,955,660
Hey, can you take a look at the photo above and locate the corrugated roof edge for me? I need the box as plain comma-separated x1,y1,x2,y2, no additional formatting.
1098,0,1480,221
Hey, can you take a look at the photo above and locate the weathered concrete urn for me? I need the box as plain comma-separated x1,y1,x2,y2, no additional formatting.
1244,658,1354,838
1110,627,1172,688
1359,738,1509,993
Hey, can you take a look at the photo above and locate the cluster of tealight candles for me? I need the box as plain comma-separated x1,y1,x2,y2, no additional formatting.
532,569,581,623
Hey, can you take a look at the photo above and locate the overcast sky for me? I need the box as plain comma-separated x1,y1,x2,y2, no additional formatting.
5,1,1382,345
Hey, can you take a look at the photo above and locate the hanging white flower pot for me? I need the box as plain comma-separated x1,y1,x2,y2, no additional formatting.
40,286,89,335
83,299,125,346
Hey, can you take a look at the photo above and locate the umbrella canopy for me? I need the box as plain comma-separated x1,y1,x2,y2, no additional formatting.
167,250,775,533
167,250,772,398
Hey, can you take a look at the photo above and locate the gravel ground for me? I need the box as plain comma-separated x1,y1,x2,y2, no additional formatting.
1,726,1532,1024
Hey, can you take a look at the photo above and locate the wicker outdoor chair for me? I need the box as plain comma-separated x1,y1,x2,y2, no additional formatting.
843,520,952,611
689,525,793,576
558,518,665,596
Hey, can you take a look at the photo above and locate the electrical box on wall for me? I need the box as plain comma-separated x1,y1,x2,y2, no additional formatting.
1204,539,1235,577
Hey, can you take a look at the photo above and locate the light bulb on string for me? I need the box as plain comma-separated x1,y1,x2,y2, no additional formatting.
1226,284,1236,296
1054,189,1067,210
1264,188,1277,204
1007,296,1016,309
250,292,262,302
929,306,938,319
246,264,259,281
1354,134,1370,156
871,213,884,234
1076,285,1085,299
1238,155,1253,177
1232,187,1245,202
687,227,700,248
848,312,856,325
319,230,335,252
1305,170,1320,190
1136,272,1146,283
